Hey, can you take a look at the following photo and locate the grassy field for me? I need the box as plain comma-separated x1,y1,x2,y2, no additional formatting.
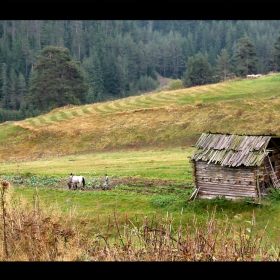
1,73,280,260
0,148,195,180
1,73,280,162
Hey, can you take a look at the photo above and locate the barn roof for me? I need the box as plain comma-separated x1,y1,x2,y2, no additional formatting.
191,133,274,167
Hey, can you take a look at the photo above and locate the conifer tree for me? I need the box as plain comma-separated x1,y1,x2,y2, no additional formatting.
82,48,104,103
28,46,88,112
269,30,280,72
232,37,257,77
216,48,233,81
183,52,213,87
1,63,9,109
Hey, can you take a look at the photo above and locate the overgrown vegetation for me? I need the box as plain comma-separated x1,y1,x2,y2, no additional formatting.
1,180,280,261
168,79,184,91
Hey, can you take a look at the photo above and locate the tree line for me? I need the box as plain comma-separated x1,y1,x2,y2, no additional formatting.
1,20,280,122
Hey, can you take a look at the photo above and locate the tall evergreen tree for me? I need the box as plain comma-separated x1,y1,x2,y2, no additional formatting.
28,46,88,112
166,31,185,78
9,68,18,110
158,36,171,77
269,30,280,72
17,72,26,102
136,41,148,77
70,20,84,61
225,22,235,57
82,48,104,103
122,33,139,82
216,48,233,81
232,37,257,77
0,63,9,108
235,20,246,39
103,52,120,96
182,52,213,87
116,54,129,94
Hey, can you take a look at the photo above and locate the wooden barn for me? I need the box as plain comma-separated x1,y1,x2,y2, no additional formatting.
190,133,280,200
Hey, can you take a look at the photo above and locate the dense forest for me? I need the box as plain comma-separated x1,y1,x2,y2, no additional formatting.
1,20,280,122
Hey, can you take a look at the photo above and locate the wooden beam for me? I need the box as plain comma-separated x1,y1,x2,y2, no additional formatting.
271,139,280,152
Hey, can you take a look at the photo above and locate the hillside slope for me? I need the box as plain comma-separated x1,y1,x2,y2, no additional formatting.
0,73,280,162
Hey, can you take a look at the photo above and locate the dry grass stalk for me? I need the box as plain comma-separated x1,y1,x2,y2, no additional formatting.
0,182,279,261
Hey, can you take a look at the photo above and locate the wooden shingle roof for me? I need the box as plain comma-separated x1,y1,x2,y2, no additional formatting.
191,133,272,167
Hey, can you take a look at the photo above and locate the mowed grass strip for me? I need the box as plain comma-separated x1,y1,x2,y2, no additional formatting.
131,96,155,107
0,148,195,181
1,73,280,163
122,97,146,110
105,101,128,112
149,92,179,102
139,94,172,106
37,116,47,124
93,103,116,114
15,73,280,131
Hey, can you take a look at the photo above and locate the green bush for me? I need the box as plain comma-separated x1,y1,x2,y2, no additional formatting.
168,79,184,91
136,75,159,92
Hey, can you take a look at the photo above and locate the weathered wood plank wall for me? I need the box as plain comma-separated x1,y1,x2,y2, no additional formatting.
194,161,258,199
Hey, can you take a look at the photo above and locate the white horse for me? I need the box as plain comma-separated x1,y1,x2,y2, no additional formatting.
68,173,85,190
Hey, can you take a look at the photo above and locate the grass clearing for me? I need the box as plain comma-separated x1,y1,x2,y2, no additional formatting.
0,148,194,180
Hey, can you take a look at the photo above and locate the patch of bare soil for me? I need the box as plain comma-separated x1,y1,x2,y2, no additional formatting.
61,176,191,193
156,73,174,91
85,177,191,193
142,73,174,95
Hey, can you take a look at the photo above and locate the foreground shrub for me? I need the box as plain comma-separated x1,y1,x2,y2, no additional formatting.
0,180,279,261
168,79,184,91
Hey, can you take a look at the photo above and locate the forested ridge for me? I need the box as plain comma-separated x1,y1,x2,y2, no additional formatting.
1,20,280,122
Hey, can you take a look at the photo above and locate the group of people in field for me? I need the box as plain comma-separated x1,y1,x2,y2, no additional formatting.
68,173,109,190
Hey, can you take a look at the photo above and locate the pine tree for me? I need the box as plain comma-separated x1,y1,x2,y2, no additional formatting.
18,72,27,101
236,20,246,39
82,48,104,103
103,52,120,96
28,46,88,112
269,30,280,72
183,52,213,87
9,68,18,110
232,37,257,77
0,63,9,108
216,48,233,81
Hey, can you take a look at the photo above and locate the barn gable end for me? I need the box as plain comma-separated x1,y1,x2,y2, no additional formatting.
190,133,280,200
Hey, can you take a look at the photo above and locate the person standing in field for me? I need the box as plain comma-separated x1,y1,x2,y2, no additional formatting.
68,173,75,189
103,174,109,190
